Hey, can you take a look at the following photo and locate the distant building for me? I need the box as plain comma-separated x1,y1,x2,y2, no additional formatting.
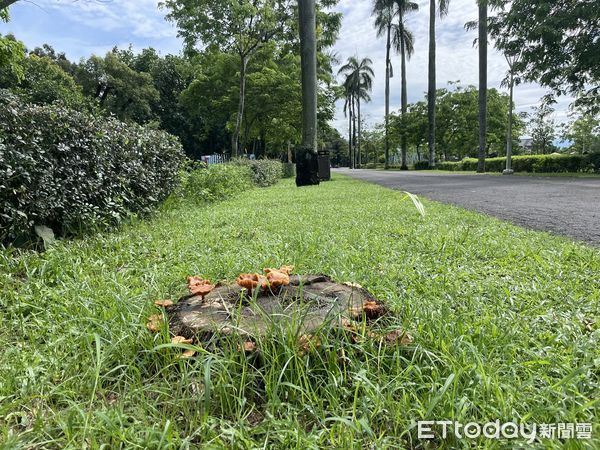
519,138,533,153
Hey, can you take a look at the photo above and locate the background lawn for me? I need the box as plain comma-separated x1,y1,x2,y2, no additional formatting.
1,175,598,448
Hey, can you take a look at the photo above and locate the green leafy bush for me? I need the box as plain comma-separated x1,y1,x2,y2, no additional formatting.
414,161,430,170
282,162,296,179
0,91,184,243
435,154,600,173
232,158,283,187
180,163,254,203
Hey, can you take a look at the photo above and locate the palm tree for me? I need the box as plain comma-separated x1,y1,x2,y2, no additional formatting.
338,57,374,169
391,0,418,169
342,83,355,168
296,0,320,186
477,0,487,173
427,0,450,168
373,0,394,169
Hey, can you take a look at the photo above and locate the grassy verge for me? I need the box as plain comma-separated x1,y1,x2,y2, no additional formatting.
1,175,598,448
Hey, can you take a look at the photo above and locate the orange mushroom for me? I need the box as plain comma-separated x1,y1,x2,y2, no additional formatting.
187,276,216,299
263,267,291,289
236,273,268,290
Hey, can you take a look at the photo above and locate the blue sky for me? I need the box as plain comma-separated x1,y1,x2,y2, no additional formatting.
3,0,573,136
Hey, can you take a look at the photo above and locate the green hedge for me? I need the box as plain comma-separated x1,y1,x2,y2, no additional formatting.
231,158,283,187
436,154,600,173
414,161,431,170
179,163,254,203
0,91,184,243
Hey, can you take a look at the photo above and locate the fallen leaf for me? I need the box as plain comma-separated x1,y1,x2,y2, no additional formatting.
154,299,174,307
383,329,414,346
343,282,363,289
236,340,258,353
146,314,163,333
298,334,321,355
179,349,196,359
171,336,193,345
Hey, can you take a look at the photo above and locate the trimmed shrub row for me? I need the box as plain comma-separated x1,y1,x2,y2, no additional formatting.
414,161,431,170
0,91,184,243
178,163,254,203
435,154,600,173
231,158,284,187
178,158,285,204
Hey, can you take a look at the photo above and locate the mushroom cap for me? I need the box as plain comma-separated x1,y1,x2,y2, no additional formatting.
187,276,216,297
236,273,268,290
265,269,290,288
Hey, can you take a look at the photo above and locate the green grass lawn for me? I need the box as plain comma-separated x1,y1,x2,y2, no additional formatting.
1,175,598,449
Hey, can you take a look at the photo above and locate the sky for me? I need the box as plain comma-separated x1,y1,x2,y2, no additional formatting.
2,0,573,136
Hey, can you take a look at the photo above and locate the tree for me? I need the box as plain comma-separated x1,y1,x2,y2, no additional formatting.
0,10,25,81
372,0,394,169
564,107,600,154
503,51,520,174
296,0,320,186
489,0,600,113
427,0,450,168
391,0,418,170
476,0,487,173
338,56,374,169
0,53,86,108
76,52,159,123
162,0,294,157
529,102,556,155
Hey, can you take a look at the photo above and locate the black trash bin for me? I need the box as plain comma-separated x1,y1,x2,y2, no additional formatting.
318,150,331,181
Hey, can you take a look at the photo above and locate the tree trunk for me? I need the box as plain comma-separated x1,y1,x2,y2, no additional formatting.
296,0,319,186
357,98,362,169
352,97,357,169
477,1,488,173
232,54,248,157
427,0,436,168
400,14,408,170
384,23,391,170
504,70,514,174
348,102,353,168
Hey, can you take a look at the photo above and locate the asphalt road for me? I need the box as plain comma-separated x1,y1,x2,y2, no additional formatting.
335,168,600,247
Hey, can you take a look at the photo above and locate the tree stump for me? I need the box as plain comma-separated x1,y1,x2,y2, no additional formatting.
166,275,385,341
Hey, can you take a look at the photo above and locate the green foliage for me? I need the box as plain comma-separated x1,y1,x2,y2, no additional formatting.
282,162,295,178
231,158,284,187
391,84,524,162
528,102,557,154
436,153,600,174
179,163,254,203
414,160,430,170
564,108,600,154
75,52,159,123
0,11,25,81
0,54,87,108
0,91,184,243
489,0,600,112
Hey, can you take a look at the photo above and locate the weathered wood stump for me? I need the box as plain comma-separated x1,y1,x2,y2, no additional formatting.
166,275,384,341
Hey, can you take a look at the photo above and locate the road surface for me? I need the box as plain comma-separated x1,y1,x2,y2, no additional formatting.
335,168,600,247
